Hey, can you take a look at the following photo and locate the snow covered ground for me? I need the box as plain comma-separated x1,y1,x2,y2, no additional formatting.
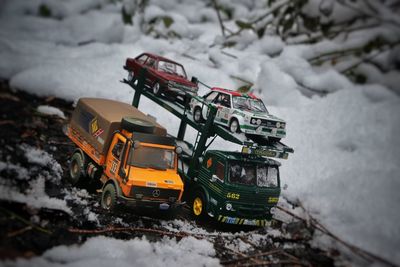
0,0,399,266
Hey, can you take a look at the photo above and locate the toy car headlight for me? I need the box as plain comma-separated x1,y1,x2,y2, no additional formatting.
280,123,285,129
257,119,261,125
226,203,232,211
251,118,256,124
276,122,281,128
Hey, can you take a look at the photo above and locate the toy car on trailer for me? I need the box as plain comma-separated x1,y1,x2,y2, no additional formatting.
190,87,286,141
66,98,184,211
124,52,198,101
121,68,294,226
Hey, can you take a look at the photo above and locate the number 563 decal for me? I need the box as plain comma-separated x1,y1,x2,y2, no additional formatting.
227,192,240,200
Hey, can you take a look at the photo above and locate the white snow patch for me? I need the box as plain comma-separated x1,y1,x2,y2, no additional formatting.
5,236,220,267
37,105,66,119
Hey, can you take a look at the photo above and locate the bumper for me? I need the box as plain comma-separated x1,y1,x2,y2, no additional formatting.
242,125,286,137
216,215,271,226
118,195,184,210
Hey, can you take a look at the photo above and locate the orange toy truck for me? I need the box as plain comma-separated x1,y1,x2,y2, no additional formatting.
66,98,184,211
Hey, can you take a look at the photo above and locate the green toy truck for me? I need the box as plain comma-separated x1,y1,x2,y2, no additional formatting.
122,67,293,225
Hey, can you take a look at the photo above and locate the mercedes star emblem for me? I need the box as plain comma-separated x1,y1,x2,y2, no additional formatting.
152,189,160,197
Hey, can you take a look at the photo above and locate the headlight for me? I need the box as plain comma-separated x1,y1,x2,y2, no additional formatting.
257,119,261,125
280,123,285,129
251,118,256,124
276,122,280,128
226,203,232,211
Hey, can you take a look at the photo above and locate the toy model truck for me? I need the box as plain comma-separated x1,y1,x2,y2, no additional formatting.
66,98,184,211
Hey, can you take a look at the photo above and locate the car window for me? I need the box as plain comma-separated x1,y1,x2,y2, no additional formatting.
214,93,231,108
204,91,218,101
145,57,156,68
112,140,124,159
158,61,187,78
215,161,225,181
137,55,148,64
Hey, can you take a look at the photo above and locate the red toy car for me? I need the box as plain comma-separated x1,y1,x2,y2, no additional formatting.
124,53,198,101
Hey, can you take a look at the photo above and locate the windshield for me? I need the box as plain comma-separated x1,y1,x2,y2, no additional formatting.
158,60,187,78
229,162,278,187
128,146,175,170
232,96,268,113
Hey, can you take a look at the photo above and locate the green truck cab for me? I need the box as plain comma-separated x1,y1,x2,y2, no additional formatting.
182,150,280,226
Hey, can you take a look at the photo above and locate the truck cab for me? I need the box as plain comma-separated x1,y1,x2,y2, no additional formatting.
102,130,183,210
187,150,280,226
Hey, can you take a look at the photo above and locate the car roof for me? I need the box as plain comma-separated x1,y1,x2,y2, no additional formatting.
140,52,183,66
211,87,259,99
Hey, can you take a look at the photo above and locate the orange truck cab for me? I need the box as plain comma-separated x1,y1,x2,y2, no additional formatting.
66,98,184,211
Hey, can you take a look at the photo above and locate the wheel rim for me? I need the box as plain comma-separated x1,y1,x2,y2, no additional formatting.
104,192,111,209
194,109,201,121
72,160,78,175
153,83,159,94
230,120,238,133
193,197,203,216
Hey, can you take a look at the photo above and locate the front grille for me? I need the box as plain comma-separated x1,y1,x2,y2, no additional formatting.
251,118,277,127
130,186,180,200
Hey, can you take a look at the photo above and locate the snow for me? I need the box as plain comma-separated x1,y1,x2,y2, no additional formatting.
0,0,399,265
37,105,66,119
21,144,63,181
0,176,72,214
4,236,220,267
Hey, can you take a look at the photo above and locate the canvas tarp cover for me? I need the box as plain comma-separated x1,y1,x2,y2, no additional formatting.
69,98,167,155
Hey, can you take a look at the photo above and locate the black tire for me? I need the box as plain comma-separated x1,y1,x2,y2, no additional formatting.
191,190,207,219
69,152,85,185
121,117,155,133
229,118,241,133
152,82,162,96
193,107,204,123
101,183,117,211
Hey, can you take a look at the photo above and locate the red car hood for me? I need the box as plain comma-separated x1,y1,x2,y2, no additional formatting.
156,71,196,87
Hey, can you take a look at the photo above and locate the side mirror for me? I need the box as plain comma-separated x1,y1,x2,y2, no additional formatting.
191,76,198,84
175,146,183,155
133,140,140,149
119,169,126,179
211,175,218,182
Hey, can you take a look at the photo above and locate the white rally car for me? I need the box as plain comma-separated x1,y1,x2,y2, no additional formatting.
189,88,286,141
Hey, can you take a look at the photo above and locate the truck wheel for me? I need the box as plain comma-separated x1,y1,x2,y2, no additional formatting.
121,117,155,133
192,191,206,219
152,82,162,96
193,107,204,123
69,152,85,185
229,119,240,133
101,184,117,211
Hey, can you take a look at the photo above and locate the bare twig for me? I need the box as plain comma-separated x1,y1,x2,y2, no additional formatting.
211,0,226,37
277,205,399,267
0,207,52,235
68,226,207,240
7,226,33,238
221,246,267,265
